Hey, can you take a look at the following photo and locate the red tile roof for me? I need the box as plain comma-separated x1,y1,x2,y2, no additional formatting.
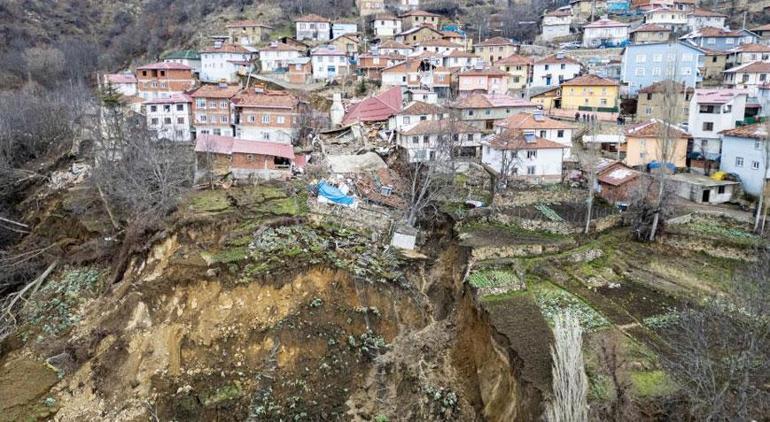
475,36,516,47
195,134,296,159
545,9,572,17
191,84,242,99
535,54,581,66
488,132,567,150
719,123,767,139
143,93,192,104
418,38,464,47
233,92,299,109
459,68,509,77
688,8,726,17
260,43,305,52
137,62,191,71
724,61,770,74
561,74,618,87
398,101,445,116
630,23,670,33
495,112,577,130
597,162,641,186
452,93,537,109
584,18,629,28
624,119,690,138
638,80,692,94
200,43,253,54
379,40,411,49
295,14,330,22
226,20,273,28
342,86,402,125
399,10,441,17
495,54,533,66
731,43,770,53
400,119,480,135
105,73,137,84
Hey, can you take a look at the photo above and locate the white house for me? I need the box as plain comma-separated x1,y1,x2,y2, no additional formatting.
719,124,770,197
442,50,481,69
531,53,582,87
143,94,193,142
687,88,749,158
332,21,358,39
542,8,572,41
494,111,577,156
373,14,402,38
723,61,770,95
388,100,446,131
296,14,331,41
582,17,629,48
686,8,727,31
645,7,688,33
103,73,137,97
378,40,413,56
310,46,351,80
200,43,256,83
415,39,465,55
396,120,485,163
161,50,202,76
258,42,304,73
481,131,567,181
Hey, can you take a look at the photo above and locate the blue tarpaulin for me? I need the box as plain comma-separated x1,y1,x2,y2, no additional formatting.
317,181,355,206
647,161,677,173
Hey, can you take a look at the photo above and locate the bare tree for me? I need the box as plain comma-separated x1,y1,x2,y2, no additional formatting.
544,312,589,422
660,248,770,421
592,336,636,421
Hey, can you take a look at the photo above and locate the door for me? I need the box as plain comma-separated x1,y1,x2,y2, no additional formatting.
702,189,710,203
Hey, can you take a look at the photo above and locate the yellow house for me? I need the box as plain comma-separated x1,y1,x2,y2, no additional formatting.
560,74,619,111
623,119,690,168
495,54,532,91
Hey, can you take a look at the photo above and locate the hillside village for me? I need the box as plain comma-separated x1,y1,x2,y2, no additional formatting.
4,0,770,420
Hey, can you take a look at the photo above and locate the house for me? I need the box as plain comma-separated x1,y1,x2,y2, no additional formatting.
630,23,671,44
560,74,620,112
377,39,413,56
416,39,464,55
310,46,351,80
583,17,630,48
481,131,567,181
135,62,195,100
644,7,688,33
632,0,696,12
750,23,770,43
528,86,561,110
232,91,301,144
686,8,726,31
442,50,481,70
474,37,518,64
607,0,631,13
400,0,421,11
636,80,692,121
194,134,300,181
357,0,385,16
669,172,739,203
381,59,451,95
258,42,304,73
162,50,202,76
103,73,137,97
388,100,446,131
680,27,759,52
191,84,241,137
494,111,577,154
726,43,770,68
719,123,769,197
295,14,331,42
542,9,572,42
397,120,485,163
143,94,193,142
332,20,358,39
226,20,272,46
723,61,770,95
687,88,750,161
395,26,444,46
531,53,582,87
620,41,703,95
199,43,256,84
701,50,728,83
280,37,311,51
450,93,539,130
441,30,466,47
373,14,402,38
357,53,405,80
596,161,643,204
399,10,441,31
571,0,608,21
495,54,533,91
457,68,511,95
285,57,312,84
330,34,360,55
404,89,439,104
342,86,402,126
623,119,691,167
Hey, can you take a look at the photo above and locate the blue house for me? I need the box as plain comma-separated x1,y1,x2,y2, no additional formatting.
719,124,769,197
607,0,630,14
680,27,759,52
620,41,704,95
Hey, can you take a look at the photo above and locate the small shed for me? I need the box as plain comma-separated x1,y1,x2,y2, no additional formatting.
669,173,739,204
596,161,642,204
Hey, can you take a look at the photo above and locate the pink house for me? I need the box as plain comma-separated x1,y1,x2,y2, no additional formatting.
457,68,511,95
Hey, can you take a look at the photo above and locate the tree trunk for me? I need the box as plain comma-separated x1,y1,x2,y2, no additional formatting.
754,183,765,233
584,193,593,234
648,176,666,242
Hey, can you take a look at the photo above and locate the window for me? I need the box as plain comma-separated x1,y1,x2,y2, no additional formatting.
176,104,184,111
150,118,159,125
164,117,172,124
652,67,661,76
248,115,256,123
755,140,762,150
752,160,761,170
539,130,546,137
707,37,716,44
560,64,565,70
726,38,735,45
527,150,537,159
262,115,270,124
403,116,411,124
527,165,536,175
702,122,714,131
420,115,427,121
682,53,693,62
485,109,491,115
423,135,429,144
557,130,564,138
635,67,646,76
718,185,726,194
150,105,157,112
544,64,550,70
175,130,184,138
412,136,419,144
220,101,228,109
277,116,285,124
213,128,221,136
736,156,744,167
635,54,647,63
177,117,184,124
653,54,663,62
762,74,768,82
221,115,228,123
163,105,171,112
199,114,207,122
601,98,607,105
196,99,206,108
468,110,474,116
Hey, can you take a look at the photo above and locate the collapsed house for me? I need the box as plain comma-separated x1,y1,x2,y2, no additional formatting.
194,134,305,182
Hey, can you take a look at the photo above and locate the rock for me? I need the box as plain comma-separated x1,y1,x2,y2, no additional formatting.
206,268,218,277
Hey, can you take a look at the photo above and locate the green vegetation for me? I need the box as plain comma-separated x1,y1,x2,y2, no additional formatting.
468,269,523,290
531,283,609,331
202,383,243,407
630,370,677,397
21,267,105,339
188,190,231,213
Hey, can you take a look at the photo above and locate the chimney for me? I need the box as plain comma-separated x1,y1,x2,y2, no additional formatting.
214,40,223,49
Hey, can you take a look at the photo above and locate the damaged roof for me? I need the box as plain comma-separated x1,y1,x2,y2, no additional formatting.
341,86,403,125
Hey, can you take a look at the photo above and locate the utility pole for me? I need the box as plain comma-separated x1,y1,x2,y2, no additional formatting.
591,0,596,22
